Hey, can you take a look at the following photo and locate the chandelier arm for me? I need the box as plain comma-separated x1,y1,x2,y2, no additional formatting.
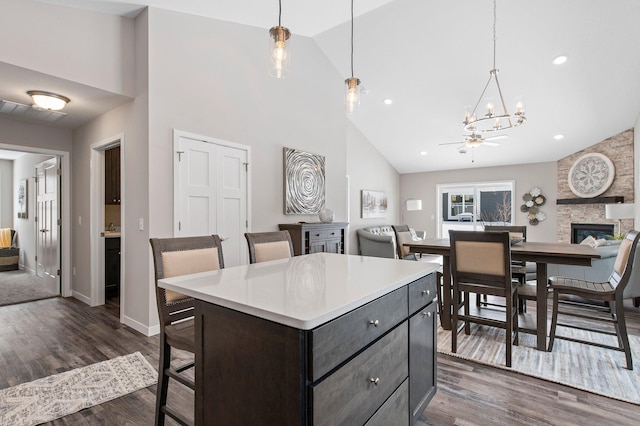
492,72,515,127
470,75,494,116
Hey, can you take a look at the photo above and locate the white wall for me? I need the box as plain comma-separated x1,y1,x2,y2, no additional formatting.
400,161,558,242
635,114,640,226
346,122,400,254
0,0,134,96
13,153,55,271
0,160,11,228
147,8,348,235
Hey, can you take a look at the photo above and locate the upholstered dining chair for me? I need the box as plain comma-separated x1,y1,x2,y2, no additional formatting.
150,235,225,426
392,224,421,260
548,229,640,370
245,230,294,264
449,230,519,367
483,225,536,313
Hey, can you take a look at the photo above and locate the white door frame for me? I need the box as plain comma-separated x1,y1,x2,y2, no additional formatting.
89,134,125,322
0,142,71,297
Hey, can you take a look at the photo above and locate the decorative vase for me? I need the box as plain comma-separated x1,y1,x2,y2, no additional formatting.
319,208,334,223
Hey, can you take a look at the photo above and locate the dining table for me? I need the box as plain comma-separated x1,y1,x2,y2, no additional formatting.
404,238,601,351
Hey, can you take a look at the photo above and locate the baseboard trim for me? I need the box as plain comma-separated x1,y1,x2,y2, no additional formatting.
72,290,92,305
124,315,159,337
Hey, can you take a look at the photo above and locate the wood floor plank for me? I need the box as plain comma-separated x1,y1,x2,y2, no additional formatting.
1,296,638,425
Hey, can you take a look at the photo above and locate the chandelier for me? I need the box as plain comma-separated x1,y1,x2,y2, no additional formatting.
463,0,525,133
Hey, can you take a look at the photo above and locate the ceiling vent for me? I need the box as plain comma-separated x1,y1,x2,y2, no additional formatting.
0,99,67,122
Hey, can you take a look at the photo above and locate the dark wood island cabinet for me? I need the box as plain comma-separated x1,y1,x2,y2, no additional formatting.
159,253,438,425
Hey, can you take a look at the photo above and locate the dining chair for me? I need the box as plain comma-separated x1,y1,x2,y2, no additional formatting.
548,229,640,370
483,225,536,313
392,224,421,260
244,230,294,264
449,230,519,367
149,235,225,426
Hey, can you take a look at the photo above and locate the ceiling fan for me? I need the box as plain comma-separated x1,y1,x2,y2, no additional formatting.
439,133,508,150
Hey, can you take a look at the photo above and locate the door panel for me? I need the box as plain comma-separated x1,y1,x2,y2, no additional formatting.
36,158,60,294
176,135,248,266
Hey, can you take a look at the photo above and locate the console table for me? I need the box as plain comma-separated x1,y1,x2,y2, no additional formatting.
159,253,439,425
279,222,348,255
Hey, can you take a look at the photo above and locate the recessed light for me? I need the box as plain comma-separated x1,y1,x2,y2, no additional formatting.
552,55,568,65
419,151,427,156
554,134,564,140
383,98,393,105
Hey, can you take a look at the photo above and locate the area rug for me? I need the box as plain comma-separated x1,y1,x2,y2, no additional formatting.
0,352,158,425
0,270,56,307
437,324,640,405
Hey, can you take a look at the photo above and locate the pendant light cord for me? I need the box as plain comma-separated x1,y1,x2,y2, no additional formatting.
492,0,497,70
350,0,355,78
278,0,282,27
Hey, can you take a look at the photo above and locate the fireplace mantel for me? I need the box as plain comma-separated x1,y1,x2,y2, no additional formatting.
556,196,623,205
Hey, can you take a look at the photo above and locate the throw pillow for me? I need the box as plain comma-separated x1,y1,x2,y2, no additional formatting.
580,235,598,248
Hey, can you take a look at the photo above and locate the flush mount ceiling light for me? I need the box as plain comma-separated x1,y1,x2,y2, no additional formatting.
27,90,69,111
463,0,525,133
554,134,564,140
552,55,568,65
268,0,291,78
383,98,393,105
345,0,361,114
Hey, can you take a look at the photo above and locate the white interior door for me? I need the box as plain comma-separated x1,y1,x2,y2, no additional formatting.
35,157,60,294
175,133,249,267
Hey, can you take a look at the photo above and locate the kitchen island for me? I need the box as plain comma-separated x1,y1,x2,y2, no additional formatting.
159,252,439,425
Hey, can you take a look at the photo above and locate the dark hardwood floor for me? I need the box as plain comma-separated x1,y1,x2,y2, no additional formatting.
0,296,638,425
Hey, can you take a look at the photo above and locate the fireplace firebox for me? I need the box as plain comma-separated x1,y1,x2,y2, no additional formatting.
571,223,615,244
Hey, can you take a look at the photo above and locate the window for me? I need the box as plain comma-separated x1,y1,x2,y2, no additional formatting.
437,181,514,237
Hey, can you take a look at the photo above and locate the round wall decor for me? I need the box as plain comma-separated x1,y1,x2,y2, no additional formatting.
567,153,615,198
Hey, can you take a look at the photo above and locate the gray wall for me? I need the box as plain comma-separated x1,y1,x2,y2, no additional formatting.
400,161,558,242
346,122,400,254
0,159,11,228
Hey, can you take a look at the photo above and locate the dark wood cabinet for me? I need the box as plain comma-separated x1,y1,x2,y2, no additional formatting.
194,271,437,425
105,237,120,298
278,222,348,255
105,146,121,204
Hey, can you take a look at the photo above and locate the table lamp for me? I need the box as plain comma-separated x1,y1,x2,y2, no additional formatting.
605,203,635,238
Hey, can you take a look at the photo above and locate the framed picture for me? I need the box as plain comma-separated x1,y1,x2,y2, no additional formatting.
17,179,28,219
361,190,387,218
284,147,326,214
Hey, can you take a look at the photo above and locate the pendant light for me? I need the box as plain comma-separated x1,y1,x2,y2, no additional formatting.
268,0,291,78
345,0,361,113
463,0,525,132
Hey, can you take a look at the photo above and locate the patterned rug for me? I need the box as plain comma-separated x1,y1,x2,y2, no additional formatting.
0,352,158,425
437,323,640,405
0,270,56,307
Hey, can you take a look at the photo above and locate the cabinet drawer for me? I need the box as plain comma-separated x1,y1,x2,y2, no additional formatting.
310,286,408,380
408,273,437,315
308,230,329,241
365,379,409,426
312,323,409,426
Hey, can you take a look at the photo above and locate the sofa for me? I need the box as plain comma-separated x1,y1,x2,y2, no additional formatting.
357,225,426,259
0,229,19,271
546,244,619,283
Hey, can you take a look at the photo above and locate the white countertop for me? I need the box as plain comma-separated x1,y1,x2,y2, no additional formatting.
159,253,439,330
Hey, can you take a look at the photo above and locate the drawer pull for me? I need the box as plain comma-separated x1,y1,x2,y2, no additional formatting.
369,320,379,327
422,311,432,317
369,377,380,386
422,289,430,296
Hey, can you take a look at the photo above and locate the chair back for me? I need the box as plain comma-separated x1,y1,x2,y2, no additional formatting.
392,225,413,258
610,230,640,296
150,235,225,329
449,230,512,290
245,231,294,264
483,225,527,241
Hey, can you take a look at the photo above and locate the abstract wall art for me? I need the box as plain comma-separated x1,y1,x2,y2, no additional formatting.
284,148,326,214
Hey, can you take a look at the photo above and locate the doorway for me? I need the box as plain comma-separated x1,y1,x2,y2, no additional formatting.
35,157,60,294
89,135,124,323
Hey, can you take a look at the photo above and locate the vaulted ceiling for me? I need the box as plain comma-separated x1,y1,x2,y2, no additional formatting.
13,0,640,173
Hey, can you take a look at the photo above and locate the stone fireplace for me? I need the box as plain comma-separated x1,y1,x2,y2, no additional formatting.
556,129,634,243
571,223,615,244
